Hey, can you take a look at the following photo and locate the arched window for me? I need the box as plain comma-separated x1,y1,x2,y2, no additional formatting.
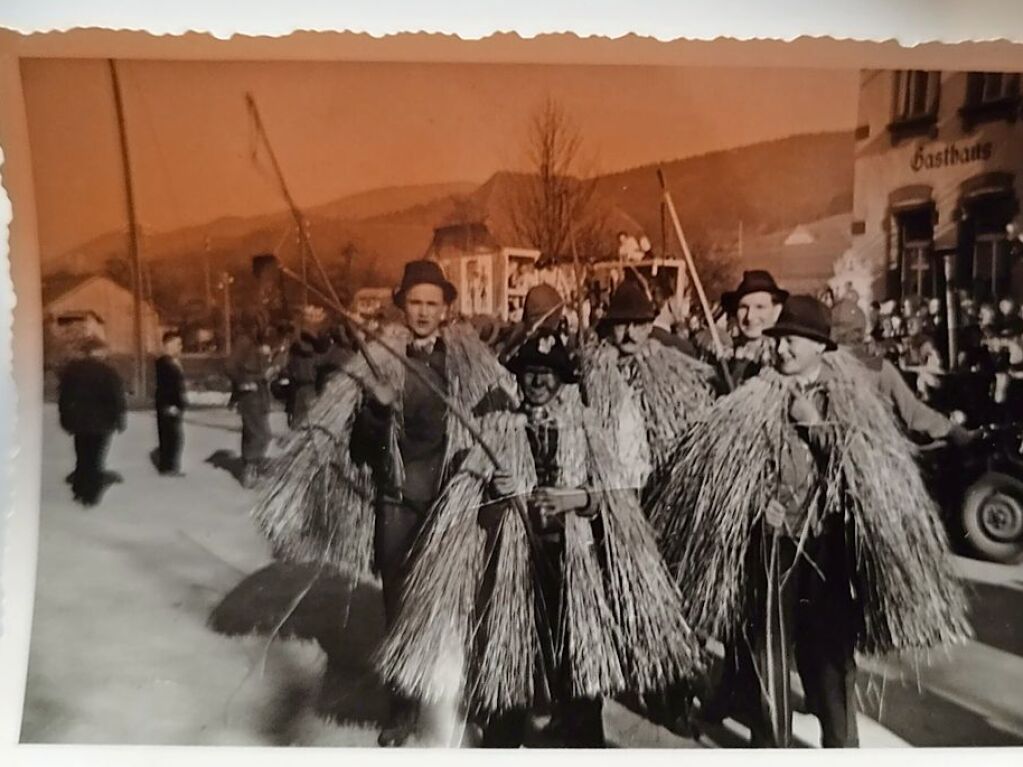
956,173,1019,302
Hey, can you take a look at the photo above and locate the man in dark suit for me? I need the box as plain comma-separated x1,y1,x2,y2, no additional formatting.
58,337,127,506
349,260,460,747
155,330,187,476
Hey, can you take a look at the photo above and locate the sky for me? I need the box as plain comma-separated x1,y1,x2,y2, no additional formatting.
21,58,859,261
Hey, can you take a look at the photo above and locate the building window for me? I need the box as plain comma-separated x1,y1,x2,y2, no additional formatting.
891,204,937,300
958,190,1018,302
961,72,1021,130
889,71,940,142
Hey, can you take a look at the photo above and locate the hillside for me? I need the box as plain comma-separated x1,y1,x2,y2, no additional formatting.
43,131,854,320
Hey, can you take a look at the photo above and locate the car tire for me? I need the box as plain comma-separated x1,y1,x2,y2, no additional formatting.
961,471,1023,564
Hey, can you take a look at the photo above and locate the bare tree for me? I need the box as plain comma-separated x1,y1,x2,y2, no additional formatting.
511,97,611,266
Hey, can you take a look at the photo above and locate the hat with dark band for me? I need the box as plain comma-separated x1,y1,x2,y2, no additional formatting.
721,270,789,315
604,280,656,323
393,259,457,307
764,294,837,351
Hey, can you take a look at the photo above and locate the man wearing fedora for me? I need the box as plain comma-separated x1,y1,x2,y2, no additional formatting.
654,295,970,748
345,259,516,747
584,279,714,500
718,270,789,389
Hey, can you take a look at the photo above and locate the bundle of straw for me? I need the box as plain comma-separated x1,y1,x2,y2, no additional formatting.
377,411,537,710
374,469,489,703
380,377,707,715
584,426,704,692
581,340,714,490
651,348,972,656
251,321,514,579
252,328,404,577
561,511,626,699
470,496,539,712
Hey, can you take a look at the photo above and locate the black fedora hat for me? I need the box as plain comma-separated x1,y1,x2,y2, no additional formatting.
506,329,579,383
393,259,457,307
721,270,789,315
604,280,656,323
764,294,837,350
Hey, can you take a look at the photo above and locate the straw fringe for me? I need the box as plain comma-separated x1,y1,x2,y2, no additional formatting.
377,412,536,709
585,425,704,691
581,340,713,490
652,348,972,656
561,512,626,698
472,505,538,712
250,321,514,578
374,470,488,703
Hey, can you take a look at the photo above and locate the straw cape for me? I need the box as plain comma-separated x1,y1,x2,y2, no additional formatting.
581,338,715,490
376,385,702,715
650,348,972,656
251,320,515,579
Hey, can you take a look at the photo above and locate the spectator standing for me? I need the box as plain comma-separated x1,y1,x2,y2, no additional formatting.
58,337,127,506
154,331,187,476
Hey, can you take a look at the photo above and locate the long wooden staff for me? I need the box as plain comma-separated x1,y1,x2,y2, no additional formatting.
568,223,587,346
658,168,735,393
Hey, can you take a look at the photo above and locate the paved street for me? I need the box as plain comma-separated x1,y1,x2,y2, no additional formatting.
19,404,1023,747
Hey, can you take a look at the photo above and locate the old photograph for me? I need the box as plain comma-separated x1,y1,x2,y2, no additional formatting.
14,50,1023,749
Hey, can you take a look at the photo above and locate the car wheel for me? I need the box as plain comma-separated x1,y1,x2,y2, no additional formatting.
961,471,1023,564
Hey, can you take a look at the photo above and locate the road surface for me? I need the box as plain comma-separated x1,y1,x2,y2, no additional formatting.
19,405,1023,748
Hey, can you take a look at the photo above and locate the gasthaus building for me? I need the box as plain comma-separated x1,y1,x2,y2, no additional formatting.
850,69,1023,305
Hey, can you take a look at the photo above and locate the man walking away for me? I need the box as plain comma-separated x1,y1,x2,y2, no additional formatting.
155,330,187,476
58,337,127,506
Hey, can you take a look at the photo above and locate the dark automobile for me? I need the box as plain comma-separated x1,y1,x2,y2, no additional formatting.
918,370,1023,564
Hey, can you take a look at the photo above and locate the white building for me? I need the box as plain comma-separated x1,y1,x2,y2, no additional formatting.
851,69,1023,305
43,274,164,356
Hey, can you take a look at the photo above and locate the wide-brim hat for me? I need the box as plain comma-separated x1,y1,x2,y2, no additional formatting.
393,259,457,307
523,284,564,327
764,294,837,350
505,329,579,383
721,270,789,315
604,279,656,323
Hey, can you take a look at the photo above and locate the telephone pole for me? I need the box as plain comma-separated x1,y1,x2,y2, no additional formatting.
109,58,146,397
203,236,214,311
218,272,234,357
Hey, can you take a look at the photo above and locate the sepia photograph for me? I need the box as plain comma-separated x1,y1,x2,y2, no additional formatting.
8,38,1023,752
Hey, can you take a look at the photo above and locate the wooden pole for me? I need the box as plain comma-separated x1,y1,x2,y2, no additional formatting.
203,236,214,311
109,59,146,397
245,93,343,311
658,168,734,391
221,273,234,357
568,222,586,344
943,251,958,371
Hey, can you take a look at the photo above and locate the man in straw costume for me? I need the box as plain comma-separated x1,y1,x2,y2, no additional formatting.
252,259,515,747
651,295,972,747
375,327,702,748
581,279,715,499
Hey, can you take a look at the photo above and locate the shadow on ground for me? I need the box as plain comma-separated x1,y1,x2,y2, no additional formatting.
205,449,246,485
209,561,388,728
